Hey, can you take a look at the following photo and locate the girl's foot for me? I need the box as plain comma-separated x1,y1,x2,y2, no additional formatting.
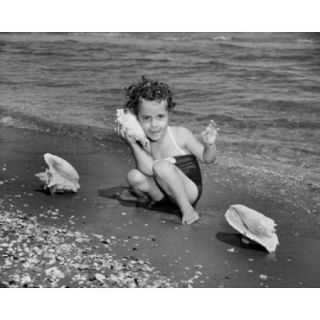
117,188,149,203
182,208,199,225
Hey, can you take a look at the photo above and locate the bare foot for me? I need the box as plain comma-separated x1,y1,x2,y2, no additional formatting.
117,188,137,201
117,188,149,203
182,208,199,225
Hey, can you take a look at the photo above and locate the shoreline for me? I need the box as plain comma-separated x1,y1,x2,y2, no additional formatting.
1,107,319,188
1,125,320,287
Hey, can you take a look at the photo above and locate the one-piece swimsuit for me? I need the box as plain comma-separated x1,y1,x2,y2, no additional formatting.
154,126,202,206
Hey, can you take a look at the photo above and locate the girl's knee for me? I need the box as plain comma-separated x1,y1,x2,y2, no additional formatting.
127,169,146,186
152,160,175,179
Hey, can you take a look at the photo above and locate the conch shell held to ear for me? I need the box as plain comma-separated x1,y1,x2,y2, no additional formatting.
225,204,279,253
115,109,148,148
35,153,80,194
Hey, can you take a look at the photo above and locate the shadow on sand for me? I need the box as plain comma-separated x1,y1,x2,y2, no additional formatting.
98,186,181,216
33,187,78,198
216,232,268,253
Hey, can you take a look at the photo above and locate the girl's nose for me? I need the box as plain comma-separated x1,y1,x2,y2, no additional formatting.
151,118,157,127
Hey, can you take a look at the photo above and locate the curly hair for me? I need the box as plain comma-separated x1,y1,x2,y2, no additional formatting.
124,76,176,115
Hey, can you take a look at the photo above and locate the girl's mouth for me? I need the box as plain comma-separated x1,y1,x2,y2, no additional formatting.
149,130,161,134
148,130,162,140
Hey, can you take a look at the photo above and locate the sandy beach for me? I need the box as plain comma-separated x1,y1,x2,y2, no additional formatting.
1,125,319,288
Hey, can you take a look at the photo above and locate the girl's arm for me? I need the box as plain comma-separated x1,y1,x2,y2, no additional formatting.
120,130,154,176
129,140,154,176
201,141,217,163
179,123,218,164
200,120,218,163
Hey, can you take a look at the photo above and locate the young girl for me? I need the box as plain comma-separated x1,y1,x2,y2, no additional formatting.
117,77,218,225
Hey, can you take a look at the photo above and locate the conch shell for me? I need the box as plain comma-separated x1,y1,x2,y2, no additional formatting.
115,109,148,148
35,153,80,194
225,204,279,253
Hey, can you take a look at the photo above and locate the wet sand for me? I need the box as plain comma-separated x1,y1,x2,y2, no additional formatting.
1,126,320,287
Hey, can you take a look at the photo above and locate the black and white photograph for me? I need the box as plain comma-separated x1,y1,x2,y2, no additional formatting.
0,1,319,318
1,31,319,288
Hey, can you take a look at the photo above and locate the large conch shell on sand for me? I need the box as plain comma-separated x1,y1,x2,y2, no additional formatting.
35,153,80,194
225,204,279,253
115,109,148,148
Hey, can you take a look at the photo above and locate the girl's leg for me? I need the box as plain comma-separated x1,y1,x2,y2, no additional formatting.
127,169,164,202
152,160,199,224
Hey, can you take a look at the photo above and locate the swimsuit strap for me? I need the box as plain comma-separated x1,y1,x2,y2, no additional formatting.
167,126,187,156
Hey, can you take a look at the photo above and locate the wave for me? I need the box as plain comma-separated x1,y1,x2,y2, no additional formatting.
196,111,320,130
297,38,314,44
36,82,84,88
211,35,233,41
243,99,320,114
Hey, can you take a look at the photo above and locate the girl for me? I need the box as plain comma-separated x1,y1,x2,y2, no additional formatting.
117,77,218,225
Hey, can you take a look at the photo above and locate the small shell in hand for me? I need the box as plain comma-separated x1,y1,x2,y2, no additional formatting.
115,109,148,148
201,120,219,144
35,153,80,194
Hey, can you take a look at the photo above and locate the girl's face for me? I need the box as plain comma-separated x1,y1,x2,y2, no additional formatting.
137,98,169,142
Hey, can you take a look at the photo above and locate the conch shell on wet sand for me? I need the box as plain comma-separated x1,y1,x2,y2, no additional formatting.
225,204,279,253
115,109,149,149
35,153,80,194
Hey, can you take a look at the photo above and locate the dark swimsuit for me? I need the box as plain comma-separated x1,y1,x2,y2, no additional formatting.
154,127,203,207
172,154,202,205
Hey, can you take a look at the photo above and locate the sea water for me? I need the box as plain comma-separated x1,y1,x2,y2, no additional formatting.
0,32,319,184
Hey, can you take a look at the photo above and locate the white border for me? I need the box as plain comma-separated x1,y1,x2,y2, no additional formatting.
2,288,320,320
1,0,319,31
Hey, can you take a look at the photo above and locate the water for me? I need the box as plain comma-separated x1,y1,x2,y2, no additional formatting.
1,32,319,184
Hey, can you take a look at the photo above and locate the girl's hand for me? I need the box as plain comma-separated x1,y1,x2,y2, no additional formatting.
115,123,137,146
201,120,219,145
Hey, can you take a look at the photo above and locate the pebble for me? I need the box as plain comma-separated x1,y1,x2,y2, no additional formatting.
95,273,106,282
78,264,89,270
45,267,65,279
21,275,32,284
259,274,268,281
